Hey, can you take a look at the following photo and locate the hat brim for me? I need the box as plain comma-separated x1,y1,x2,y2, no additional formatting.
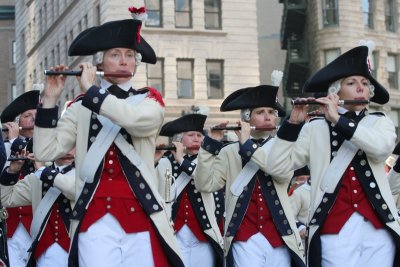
160,114,207,137
68,19,156,64
303,46,389,104
1,90,40,123
220,85,286,117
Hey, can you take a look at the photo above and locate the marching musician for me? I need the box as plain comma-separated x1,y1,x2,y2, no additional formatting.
288,166,311,242
387,142,400,210
0,90,40,267
194,81,305,266
0,149,76,267
155,113,224,267
266,44,400,267
33,6,183,267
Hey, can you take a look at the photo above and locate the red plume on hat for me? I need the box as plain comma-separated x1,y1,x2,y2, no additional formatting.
128,6,147,44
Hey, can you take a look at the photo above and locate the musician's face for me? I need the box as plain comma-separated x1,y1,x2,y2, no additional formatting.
338,75,370,111
19,109,36,126
181,131,203,154
18,109,36,137
100,48,137,84
249,107,276,128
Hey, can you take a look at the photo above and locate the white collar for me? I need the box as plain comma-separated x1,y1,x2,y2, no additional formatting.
338,106,362,116
100,79,133,92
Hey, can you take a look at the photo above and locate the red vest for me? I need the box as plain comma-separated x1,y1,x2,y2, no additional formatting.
6,206,33,238
233,180,284,248
174,189,208,241
320,165,384,234
79,145,169,267
34,203,70,259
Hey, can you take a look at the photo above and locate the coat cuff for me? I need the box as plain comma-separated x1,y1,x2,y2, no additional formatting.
277,120,303,142
201,135,223,155
81,85,109,114
333,115,357,140
35,106,59,128
40,167,59,187
0,168,19,186
10,138,27,153
180,159,196,176
239,139,259,162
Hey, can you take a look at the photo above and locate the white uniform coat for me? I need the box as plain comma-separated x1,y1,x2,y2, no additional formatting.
266,114,400,265
194,138,305,264
156,155,224,248
33,88,183,265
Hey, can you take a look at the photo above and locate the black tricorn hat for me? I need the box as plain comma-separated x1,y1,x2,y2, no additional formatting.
1,90,40,123
220,85,286,117
68,19,156,64
303,46,389,104
294,166,310,177
160,114,207,137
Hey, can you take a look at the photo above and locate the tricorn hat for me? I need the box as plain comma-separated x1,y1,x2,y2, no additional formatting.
68,15,156,64
303,46,389,104
160,114,207,137
1,90,40,123
220,85,286,117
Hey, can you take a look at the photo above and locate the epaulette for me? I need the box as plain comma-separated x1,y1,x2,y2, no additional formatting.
144,87,165,107
136,87,149,94
369,111,385,117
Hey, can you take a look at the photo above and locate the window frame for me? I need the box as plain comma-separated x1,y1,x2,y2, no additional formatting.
177,59,194,99
147,57,165,96
206,59,224,99
204,0,222,30
175,0,192,28
322,0,339,27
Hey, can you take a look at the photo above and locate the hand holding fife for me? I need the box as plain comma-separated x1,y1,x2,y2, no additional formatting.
315,94,340,124
8,150,29,174
77,62,97,92
43,64,69,108
289,97,314,124
154,143,167,163
171,142,184,164
3,122,19,140
209,121,229,141
236,121,251,145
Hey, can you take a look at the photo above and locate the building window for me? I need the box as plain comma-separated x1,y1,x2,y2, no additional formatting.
39,9,43,36
324,48,340,65
362,0,374,29
95,4,101,26
207,60,223,99
0,6,15,20
12,41,16,64
387,54,398,89
44,3,47,31
175,0,192,28
385,0,396,32
204,0,221,29
11,84,17,99
145,0,162,27
322,0,338,27
371,51,379,78
147,58,164,96
20,32,25,59
177,59,194,98
83,14,88,29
